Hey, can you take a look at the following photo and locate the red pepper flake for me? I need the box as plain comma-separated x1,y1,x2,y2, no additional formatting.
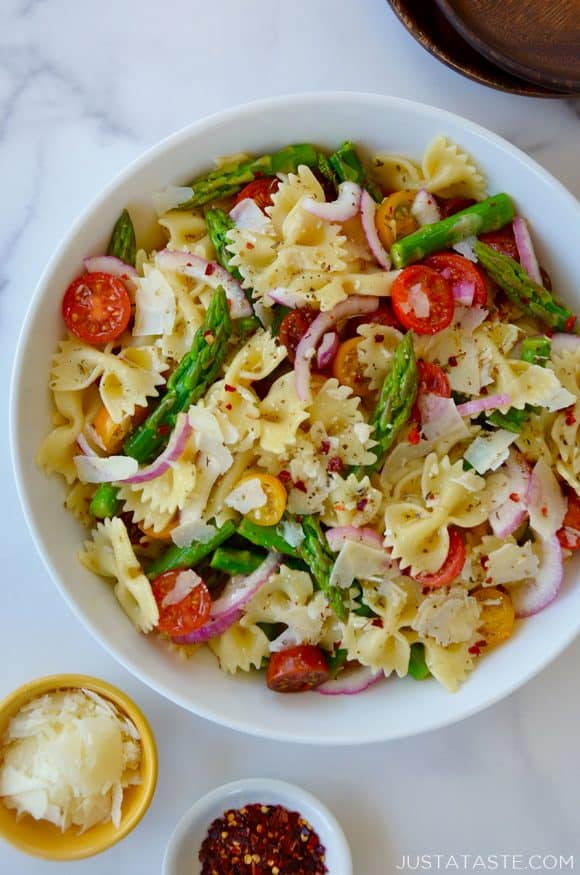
374,333,385,343
480,556,489,569
509,493,520,502
448,355,458,367
476,639,488,648
294,480,308,494
565,315,577,332
541,505,548,518
468,644,482,656
278,470,292,485
408,425,420,445
246,241,255,250
327,456,344,474
356,497,368,512
421,586,431,595
371,617,384,628
565,407,577,426
319,440,330,455
224,384,237,393
157,424,170,436
199,803,328,874
225,403,233,411
204,263,216,276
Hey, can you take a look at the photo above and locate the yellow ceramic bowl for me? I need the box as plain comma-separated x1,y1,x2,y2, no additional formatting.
0,674,158,861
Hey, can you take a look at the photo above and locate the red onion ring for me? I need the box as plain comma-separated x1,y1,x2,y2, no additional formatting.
83,255,138,291
294,295,379,402
551,333,580,354
513,217,542,285
76,432,99,458
302,181,361,223
172,552,281,644
266,288,303,309
456,393,511,417
326,526,383,553
155,249,251,318
510,534,563,618
123,413,192,485
317,663,383,696
360,190,391,270
489,450,531,539
316,332,339,369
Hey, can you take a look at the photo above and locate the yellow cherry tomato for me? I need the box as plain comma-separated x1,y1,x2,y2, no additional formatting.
331,337,372,398
472,587,515,647
375,190,418,250
237,472,287,527
93,405,130,454
140,519,177,541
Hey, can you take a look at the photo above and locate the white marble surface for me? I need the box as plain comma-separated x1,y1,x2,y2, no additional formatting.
1,1,580,872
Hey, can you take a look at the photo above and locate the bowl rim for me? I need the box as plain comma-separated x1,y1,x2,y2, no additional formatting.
0,673,158,860
9,91,580,745
162,777,352,875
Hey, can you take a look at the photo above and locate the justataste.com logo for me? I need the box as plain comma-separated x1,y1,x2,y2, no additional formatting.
395,855,575,871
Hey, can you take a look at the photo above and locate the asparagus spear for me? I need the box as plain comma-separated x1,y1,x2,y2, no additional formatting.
205,208,244,281
107,209,136,267
210,546,266,576
352,331,418,478
146,521,236,579
237,518,299,558
473,241,579,333
89,484,120,519
175,144,319,209
390,194,515,268
123,285,232,463
487,335,551,432
297,515,348,622
408,643,431,680
328,141,382,202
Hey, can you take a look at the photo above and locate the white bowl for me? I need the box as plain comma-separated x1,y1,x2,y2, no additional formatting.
10,92,580,744
162,778,352,875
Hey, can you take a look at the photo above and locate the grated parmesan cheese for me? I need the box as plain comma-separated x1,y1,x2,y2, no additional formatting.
225,478,267,514
0,689,141,833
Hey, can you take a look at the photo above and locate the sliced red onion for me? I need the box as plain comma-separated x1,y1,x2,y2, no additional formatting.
155,249,251,318
454,305,489,334
452,280,475,306
302,181,361,223
316,332,339,369
229,198,272,233
84,255,138,291
452,237,477,263
269,627,301,653
76,432,99,458
294,295,379,402
317,663,383,696
551,333,580,354
162,570,203,608
266,287,303,309
124,413,192,485
510,534,563,618
456,393,511,417
74,454,138,484
411,189,441,226
419,394,468,442
526,458,567,538
513,217,542,284
172,551,281,644
326,526,383,553
489,450,531,538
360,190,391,270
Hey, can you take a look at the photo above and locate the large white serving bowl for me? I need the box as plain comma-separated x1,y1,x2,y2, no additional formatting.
10,93,580,744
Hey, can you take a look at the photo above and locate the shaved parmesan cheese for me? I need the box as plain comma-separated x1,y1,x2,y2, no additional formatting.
280,519,305,548
0,689,141,833
229,198,273,233
408,283,431,318
225,478,267,514
464,429,517,474
411,189,441,226
133,268,176,337
486,541,539,585
171,519,218,548
412,587,480,646
329,541,392,590
153,185,193,216
162,569,203,607
74,454,138,484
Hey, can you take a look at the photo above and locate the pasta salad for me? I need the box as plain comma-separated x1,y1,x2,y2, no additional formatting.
39,137,580,695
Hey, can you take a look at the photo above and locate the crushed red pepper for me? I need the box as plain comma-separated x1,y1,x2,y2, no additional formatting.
199,803,328,874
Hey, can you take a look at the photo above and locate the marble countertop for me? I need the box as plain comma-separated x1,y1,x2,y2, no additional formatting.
1,1,579,872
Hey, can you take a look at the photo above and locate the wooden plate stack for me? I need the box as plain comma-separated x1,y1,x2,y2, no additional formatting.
388,0,580,97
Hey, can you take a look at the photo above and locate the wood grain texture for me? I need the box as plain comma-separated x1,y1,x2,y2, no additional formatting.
435,0,580,89
387,0,572,97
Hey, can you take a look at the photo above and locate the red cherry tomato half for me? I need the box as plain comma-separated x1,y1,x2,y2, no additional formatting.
557,489,580,551
391,265,454,335
234,178,279,211
414,528,466,589
424,252,488,308
266,644,330,693
278,308,318,363
62,272,131,344
411,360,451,423
479,226,519,261
346,303,403,338
151,570,212,637
436,196,476,219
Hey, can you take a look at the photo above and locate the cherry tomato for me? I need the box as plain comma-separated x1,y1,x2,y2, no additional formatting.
375,190,418,250
391,265,454,335
414,528,466,589
62,272,131,344
346,303,402,337
151,570,212,637
436,196,476,219
479,226,519,261
332,337,372,398
472,587,515,647
424,252,488,307
411,360,451,422
234,178,279,211
278,308,318,363
557,489,580,551
236,472,287,527
266,645,330,693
